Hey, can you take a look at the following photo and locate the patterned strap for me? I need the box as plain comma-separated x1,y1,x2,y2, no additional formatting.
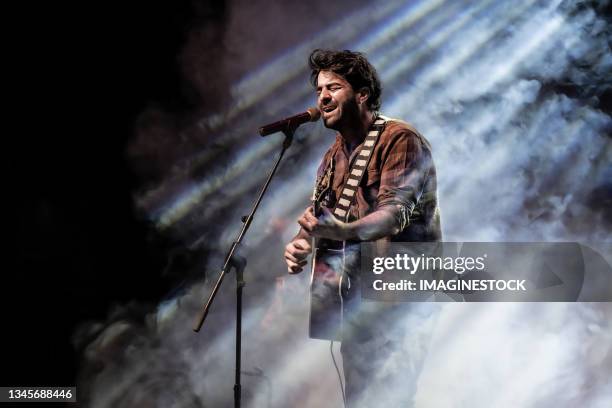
332,117,386,222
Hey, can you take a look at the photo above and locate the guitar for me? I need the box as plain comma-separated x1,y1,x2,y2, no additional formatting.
308,158,350,341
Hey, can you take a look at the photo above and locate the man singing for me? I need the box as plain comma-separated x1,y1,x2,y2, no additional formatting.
284,49,441,407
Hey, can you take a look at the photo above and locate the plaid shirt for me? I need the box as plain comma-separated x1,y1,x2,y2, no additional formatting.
317,117,442,242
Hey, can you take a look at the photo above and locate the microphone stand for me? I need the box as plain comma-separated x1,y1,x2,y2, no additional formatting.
193,126,297,408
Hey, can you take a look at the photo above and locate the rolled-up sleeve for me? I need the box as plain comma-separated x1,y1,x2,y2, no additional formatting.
376,130,433,231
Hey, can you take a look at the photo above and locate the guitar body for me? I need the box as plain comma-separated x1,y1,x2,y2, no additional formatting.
308,157,362,340
309,240,345,340
307,157,347,340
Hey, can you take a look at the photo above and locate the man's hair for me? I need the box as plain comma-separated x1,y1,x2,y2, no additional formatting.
308,49,382,111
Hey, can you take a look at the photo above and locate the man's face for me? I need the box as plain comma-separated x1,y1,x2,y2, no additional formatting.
316,70,361,130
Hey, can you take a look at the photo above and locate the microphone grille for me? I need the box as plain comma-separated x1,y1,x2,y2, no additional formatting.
307,107,321,121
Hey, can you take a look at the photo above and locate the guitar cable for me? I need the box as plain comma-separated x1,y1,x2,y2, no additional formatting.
330,340,346,408
332,243,348,408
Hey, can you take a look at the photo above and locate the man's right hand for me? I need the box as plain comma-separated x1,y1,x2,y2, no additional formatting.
284,238,312,274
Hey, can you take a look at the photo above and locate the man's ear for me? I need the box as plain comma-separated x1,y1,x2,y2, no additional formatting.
357,87,370,105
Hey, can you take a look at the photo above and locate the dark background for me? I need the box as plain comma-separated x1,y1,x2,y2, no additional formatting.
7,0,205,386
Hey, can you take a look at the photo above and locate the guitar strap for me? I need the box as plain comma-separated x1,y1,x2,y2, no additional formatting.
332,115,387,221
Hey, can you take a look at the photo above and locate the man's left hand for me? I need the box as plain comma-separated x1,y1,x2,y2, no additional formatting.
298,206,350,241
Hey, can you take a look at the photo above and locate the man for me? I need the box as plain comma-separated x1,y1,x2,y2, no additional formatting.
284,49,441,407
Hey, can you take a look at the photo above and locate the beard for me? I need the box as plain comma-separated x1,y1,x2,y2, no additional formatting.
322,99,361,131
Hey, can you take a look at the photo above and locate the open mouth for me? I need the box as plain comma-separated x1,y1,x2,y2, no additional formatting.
322,106,336,114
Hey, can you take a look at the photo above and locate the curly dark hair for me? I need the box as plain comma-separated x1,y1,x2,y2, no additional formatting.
308,49,382,111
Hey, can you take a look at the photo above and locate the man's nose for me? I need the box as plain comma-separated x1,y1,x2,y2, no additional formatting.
318,90,331,105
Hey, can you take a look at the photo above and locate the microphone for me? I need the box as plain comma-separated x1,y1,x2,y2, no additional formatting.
259,107,321,136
